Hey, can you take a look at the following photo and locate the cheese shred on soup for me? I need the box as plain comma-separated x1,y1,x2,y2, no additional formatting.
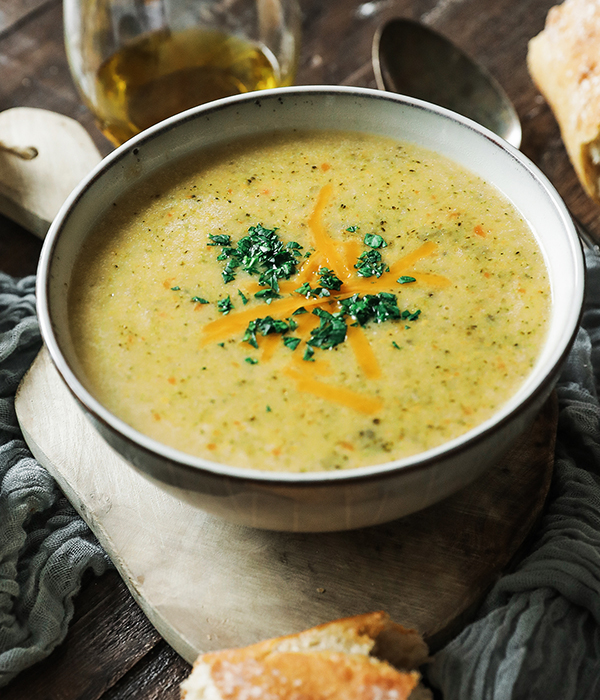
68,130,550,473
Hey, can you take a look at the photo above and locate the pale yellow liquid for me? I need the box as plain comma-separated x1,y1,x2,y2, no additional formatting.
90,27,287,145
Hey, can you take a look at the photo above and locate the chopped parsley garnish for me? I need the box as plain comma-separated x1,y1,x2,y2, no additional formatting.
295,271,340,299
369,293,402,323
208,234,231,246
401,309,421,322
295,282,313,296
211,224,302,291
254,288,281,302
392,341,402,350
307,308,347,350
354,249,387,278
238,289,249,305
346,225,358,232
397,276,416,284
221,258,237,283
245,357,258,364
303,345,315,361
171,286,180,291
318,267,343,291
339,292,400,325
364,233,387,249
217,296,234,314
283,336,301,351
191,296,209,304
242,316,292,348
292,306,308,315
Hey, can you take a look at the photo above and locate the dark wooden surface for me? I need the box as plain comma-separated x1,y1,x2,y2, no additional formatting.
0,0,593,697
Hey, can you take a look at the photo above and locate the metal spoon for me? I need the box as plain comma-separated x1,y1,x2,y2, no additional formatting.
373,18,522,149
372,17,600,251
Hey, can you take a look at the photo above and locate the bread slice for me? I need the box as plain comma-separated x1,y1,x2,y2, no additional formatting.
180,611,430,699
528,0,600,203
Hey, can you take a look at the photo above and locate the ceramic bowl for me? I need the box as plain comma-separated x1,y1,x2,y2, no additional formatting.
37,86,585,532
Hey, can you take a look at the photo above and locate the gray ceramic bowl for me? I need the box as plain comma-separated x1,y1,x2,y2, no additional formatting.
37,86,585,532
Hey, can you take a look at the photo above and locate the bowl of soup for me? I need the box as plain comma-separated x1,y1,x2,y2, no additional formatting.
37,86,584,532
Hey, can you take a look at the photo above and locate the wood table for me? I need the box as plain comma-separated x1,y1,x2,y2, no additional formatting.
1,0,595,697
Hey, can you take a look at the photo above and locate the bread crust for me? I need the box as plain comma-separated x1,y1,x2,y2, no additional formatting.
180,611,429,700
198,651,420,700
528,0,600,202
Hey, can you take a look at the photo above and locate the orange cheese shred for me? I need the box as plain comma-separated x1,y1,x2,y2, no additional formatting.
341,271,450,296
294,252,326,285
389,241,438,275
259,333,280,362
406,272,451,288
343,239,362,271
200,293,354,346
291,311,321,337
282,366,383,414
285,356,333,377
346,325,381,379
308,184,352,279
201,305,279,345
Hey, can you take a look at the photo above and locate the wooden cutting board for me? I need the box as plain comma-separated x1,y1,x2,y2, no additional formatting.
15,347,556,661
0,107,102,237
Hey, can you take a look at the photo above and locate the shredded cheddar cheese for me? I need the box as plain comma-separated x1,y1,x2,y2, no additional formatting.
282,365,384,415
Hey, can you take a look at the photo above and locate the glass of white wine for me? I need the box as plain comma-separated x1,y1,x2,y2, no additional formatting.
63,0,301,146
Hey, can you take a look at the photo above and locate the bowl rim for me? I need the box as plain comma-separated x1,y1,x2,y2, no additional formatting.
36,84,586,487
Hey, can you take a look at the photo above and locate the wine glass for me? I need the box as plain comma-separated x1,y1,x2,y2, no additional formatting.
63,0,301,147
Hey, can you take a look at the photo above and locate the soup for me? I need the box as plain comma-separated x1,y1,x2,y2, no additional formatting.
68,130,550,472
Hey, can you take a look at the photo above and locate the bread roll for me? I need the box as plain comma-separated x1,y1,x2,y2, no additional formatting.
528,0,600,203
180,611,431,700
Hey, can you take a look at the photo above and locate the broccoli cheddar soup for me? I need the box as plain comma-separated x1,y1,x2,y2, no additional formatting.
68,130,550,473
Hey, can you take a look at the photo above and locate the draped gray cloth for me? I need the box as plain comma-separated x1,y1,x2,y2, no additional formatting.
0,273,111,688
429,249,600,698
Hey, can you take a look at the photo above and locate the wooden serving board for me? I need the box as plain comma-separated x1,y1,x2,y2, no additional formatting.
16,347,556,662
0,107,102,237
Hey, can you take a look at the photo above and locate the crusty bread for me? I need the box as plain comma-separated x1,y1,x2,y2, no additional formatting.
180,611,431,700
528,0,600,203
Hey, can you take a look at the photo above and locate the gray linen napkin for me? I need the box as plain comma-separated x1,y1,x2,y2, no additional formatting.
0,273,111,688
429,248,600,698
